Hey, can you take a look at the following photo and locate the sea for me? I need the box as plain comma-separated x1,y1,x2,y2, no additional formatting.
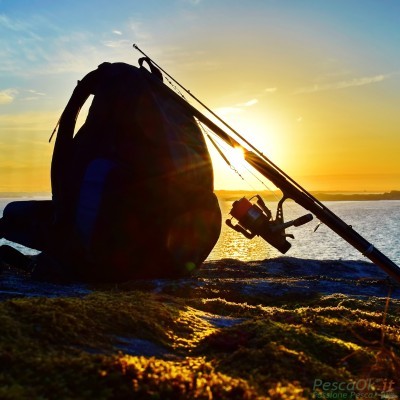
1,196,400,267
209,198,400,266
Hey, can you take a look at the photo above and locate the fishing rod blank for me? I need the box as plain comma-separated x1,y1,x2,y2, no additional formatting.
133,44,400,284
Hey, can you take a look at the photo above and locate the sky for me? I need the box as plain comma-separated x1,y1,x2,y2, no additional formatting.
1,0,400,193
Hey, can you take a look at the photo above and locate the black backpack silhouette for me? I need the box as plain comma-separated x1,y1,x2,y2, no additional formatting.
0,59,220,282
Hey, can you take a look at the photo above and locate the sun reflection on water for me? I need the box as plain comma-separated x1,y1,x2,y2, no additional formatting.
208,198,278,262
208,198,400,265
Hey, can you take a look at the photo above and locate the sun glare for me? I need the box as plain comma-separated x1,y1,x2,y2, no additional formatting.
231,146,245,164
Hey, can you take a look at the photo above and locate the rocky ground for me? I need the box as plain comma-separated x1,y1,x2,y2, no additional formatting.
0,257,399,399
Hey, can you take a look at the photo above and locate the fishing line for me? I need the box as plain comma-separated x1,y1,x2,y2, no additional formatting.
207,127,313,223
200,122,318,224
134,43,357,243
200,123,280,197
163,74,187,101
133,44,321,207
198,122,245,181
139,47,315,227
132,45,400,282
199,121,281,196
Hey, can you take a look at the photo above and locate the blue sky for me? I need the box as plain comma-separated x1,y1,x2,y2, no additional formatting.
1,0,400,191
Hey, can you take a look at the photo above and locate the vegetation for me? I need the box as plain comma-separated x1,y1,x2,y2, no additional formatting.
0,261,399,399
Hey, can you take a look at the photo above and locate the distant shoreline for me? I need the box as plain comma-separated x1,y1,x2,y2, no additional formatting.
1,190,400,202
0,192,51,199
215,190,400,202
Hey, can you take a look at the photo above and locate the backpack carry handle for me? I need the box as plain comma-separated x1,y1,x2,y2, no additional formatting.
138,57,163,81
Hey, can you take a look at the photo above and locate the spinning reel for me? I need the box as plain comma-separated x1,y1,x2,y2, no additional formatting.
226,195,313,254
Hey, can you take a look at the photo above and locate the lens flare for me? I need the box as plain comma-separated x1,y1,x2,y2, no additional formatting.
231,146,245,164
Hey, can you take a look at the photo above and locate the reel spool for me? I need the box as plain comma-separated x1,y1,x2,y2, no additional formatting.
226,195,313,253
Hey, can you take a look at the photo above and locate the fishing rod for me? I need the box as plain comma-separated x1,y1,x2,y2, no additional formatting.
133,44,400,284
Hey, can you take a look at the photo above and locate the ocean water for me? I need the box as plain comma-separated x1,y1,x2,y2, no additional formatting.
1,196,399,267
208,198,400,266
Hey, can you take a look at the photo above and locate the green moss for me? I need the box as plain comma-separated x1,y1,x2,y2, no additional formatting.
195,294,400,397
0,277,398,399
0,291,261,399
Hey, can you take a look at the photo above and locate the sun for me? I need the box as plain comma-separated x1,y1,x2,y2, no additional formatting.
230,146,245,164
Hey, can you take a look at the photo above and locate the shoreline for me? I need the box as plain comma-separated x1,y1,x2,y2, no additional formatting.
0,190,400,202
215,189,400,202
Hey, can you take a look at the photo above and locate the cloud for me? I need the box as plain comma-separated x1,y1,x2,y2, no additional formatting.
20,89,46,101
0,89,18,105
214,106,243,116
103,39,131,49
0,14,26,32
238,99,258,107
182,0,202,4
294,74,387,94
129,20,152,42
0,13,43,41
215,98,259,116
0,110,58,130
0,111,59,166
104,20,151,52
1,11,157,79
264,87,277,93
28,89,45,96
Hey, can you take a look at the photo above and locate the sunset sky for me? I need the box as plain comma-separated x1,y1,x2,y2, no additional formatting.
1,0,399,193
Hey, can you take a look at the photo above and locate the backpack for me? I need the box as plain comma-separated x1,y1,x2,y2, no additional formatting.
50,60,221,281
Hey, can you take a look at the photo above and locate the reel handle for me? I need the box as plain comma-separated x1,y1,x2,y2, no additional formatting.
293,213,313,227
271,213,313,232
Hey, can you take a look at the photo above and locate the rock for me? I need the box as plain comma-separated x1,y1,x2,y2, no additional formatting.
0,257,398,399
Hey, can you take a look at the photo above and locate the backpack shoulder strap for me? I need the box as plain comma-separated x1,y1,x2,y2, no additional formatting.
51,64,109,221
